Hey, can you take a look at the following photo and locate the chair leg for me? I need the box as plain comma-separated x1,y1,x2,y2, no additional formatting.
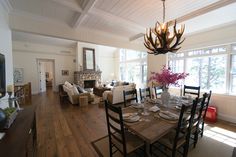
193,130,199,148
183,143,189,157
201,122,205,137
172,148,176,157
109,143,113,157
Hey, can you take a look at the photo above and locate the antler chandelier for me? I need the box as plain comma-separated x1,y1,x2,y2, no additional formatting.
144,0,185,55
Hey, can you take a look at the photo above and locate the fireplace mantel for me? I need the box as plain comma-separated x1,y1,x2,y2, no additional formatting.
74,71,102,87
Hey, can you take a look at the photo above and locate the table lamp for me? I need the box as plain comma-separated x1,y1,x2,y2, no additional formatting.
7,85,14,98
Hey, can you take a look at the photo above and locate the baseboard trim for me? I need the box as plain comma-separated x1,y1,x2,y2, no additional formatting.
218,113,236,124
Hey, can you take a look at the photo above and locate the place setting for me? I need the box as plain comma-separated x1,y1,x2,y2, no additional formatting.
122,112,140,123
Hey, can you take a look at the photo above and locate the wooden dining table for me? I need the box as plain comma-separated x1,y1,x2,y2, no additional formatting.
122,100,181,157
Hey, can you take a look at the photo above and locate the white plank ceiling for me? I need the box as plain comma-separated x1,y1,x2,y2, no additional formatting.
8,0,236,41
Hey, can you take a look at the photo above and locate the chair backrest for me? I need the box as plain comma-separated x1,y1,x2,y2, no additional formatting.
201,90,212,121
183,85,200,98
154,86,163,99
139,87,151,101
123,89,138,107
105,100,127,156
193,93,208,128
173,98,199,151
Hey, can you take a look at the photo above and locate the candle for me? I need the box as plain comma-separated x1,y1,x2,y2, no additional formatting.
7,85,14,93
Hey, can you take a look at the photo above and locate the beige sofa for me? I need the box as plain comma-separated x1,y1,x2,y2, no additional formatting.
62,82,94,105
103,83,136,105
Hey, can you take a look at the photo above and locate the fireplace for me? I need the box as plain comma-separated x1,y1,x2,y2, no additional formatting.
74,71,101,88
84,80,96,88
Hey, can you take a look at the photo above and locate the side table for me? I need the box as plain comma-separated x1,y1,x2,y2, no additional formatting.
79,96,88,106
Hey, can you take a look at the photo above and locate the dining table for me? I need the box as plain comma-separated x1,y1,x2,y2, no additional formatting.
122,97,191,157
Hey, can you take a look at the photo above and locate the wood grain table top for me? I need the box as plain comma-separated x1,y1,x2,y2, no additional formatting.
123,102,180,144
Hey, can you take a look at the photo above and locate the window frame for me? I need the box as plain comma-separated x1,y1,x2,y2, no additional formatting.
119,49,147,87
168,44,236,95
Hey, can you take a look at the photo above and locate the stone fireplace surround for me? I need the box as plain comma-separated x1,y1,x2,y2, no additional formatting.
74,71,101,88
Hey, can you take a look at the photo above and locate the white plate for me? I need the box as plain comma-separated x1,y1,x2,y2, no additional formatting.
124,115,140,123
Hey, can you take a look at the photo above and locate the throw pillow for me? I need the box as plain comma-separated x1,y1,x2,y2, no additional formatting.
77,85,86,93
73,85,79,95
123,82,129,85
65,81,73,88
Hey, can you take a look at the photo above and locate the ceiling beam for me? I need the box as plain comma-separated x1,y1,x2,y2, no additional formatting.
0,0,12,13
51,0,82,12
171,0,236,25
89,8,145,32
72,0,97,28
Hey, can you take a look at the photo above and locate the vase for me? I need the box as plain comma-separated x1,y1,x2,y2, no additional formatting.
161,87,170,107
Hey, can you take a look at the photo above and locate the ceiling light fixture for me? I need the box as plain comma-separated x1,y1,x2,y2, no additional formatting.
144,0,185,55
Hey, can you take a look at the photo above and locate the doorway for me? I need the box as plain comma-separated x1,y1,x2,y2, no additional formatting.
37,59,55,93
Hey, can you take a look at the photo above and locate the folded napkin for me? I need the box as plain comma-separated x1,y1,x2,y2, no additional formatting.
160,111,179,119
149,106,160,112
123,113,138,119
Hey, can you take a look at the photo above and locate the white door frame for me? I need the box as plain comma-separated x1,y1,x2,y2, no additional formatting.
36,59,56,93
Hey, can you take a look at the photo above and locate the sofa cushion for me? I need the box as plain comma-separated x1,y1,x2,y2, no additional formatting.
73,85,79,95
77,85,87,93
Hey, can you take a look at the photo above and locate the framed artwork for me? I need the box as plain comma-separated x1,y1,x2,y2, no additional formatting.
62,70,69,76
83,48,95,71
14,68,24,83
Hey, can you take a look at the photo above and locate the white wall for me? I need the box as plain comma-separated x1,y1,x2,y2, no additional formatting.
12,41,76,94
0,3,13,105
147,23,236,123
76,41,118,83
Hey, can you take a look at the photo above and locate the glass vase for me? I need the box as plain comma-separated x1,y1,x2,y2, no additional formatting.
161,87,170,107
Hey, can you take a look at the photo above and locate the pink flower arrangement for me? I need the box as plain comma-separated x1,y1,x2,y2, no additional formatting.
149,66,188,88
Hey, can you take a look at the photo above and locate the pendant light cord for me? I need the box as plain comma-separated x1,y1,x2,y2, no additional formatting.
162,0,166,23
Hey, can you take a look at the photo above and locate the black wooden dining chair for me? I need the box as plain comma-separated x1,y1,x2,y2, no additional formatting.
197,91,212,137
123,89,138,107
183,85,200,98
139,87,151,101
151,98,199,157
104,100,145,157
190,93,208,148
154,86,163,98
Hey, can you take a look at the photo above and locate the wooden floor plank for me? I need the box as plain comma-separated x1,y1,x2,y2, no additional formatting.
32,89,236,157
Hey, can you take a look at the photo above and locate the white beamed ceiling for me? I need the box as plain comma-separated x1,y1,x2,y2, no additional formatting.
7,0,236,48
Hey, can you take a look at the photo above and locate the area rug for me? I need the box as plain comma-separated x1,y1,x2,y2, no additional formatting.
91,127,235,157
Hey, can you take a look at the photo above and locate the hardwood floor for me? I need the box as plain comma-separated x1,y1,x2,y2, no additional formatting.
33,90,236,157
34,90,107,157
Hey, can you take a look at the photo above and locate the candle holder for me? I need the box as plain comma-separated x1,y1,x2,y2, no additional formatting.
7,91,12,99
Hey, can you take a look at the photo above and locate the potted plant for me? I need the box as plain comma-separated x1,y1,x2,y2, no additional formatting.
3,107,18,128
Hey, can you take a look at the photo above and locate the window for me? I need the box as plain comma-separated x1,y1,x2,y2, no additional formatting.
185,55,227,93
231,55,236,93
230,45,236,94
168,45,233,94
119,49,147,88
